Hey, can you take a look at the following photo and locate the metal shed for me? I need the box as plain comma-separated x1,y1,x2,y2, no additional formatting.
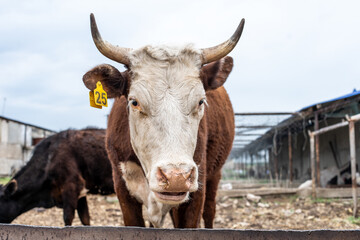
0,116,56,176
233,89,360,185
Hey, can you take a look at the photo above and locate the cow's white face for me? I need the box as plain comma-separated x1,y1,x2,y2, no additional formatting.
127,45,204,204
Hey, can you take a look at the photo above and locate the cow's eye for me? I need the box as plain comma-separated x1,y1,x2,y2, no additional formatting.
199,99,206,106
132,100,138,107
129,98,142,111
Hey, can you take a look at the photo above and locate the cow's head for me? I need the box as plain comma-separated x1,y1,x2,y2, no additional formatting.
83,14,244,204
0,180,18,223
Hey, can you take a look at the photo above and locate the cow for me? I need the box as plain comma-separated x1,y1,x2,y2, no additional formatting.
82,14,244,228
0,128,114,226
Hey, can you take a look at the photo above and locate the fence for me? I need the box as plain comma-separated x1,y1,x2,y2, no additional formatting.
1,224,360,240
309,113,360,217
224,112,293,181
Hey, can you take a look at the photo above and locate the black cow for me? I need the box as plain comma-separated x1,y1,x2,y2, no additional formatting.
0,128,114,225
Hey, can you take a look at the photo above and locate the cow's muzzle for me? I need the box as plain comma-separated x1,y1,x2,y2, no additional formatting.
154,167,196,203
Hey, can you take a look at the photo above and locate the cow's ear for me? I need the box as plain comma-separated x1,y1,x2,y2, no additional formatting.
4,180,17,196
83,64,129,98
200,56,233,91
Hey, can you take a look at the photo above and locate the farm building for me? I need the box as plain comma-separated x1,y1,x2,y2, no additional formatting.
230,89,360,186
0,116,55,176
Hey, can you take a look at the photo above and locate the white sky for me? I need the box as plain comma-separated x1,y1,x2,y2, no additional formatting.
0,0,359,131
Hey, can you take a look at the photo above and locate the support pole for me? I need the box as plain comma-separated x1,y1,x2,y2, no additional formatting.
315,113,320,187
250,154,254,178
243,155,246,178
256,154,260,178
349,120,358,217
268,148,273,186
265,149,269,180
247,153,250,179
309,132,316,198
273,135,279,186
23,125,27,164
240,155,243,178
288,128,293,184
274,153,279,187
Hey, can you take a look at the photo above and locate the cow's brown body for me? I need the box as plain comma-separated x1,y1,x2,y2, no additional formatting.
106,86,234,228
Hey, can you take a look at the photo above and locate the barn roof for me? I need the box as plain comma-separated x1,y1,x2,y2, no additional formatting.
237,89,360,155
299,88,360,112
0,115,56,133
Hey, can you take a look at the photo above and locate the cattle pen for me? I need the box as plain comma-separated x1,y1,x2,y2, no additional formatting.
2,91,360,237
226,90,360,216
1,224,360,240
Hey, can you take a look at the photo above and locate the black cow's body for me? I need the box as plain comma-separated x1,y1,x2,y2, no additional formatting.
0,129,113,225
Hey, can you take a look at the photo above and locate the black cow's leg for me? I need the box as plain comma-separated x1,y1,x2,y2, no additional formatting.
77,196,90,225
63,204,76,226
202,170,221,228
62,182,79,226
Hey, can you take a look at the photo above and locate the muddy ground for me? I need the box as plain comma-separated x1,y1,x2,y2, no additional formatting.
12,194,360,229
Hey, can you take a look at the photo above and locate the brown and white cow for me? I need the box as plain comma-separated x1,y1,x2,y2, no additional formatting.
83,14,244,228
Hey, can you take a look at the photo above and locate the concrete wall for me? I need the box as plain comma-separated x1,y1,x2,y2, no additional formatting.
1,224,360,240
0,118,54,176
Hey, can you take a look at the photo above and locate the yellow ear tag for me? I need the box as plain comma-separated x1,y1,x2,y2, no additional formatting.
93,81,108,107
89,91,102,109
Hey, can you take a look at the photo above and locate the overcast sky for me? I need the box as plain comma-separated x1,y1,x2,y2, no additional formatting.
0,0,359,131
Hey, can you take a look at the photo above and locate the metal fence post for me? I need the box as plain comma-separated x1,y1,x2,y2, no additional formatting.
288,128,293,184
309,131,316,198
349,120,358,217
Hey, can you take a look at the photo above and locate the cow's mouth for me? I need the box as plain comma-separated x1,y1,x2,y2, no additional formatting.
154,191,187,202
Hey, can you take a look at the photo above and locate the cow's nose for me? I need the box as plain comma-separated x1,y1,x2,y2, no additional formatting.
156,167,195,192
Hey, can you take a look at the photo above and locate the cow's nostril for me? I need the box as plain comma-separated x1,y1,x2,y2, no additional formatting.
183,168,195,182
190,168,196,182
157,167,169,188
157,167,167,180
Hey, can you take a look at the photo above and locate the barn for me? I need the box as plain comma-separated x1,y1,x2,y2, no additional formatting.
0,116,55,176
230,89,360,186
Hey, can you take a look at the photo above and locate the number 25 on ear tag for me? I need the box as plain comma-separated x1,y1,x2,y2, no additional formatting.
93,81,108,107
89,91,102,109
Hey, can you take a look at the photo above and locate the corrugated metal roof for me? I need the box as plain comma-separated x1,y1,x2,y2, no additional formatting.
299,89,360,112
237,88,360,154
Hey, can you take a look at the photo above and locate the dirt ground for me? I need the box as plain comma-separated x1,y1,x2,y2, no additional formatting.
12,194,360,229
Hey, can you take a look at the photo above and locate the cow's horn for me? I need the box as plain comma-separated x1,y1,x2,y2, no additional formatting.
201,19,245,64
90,13,132,66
